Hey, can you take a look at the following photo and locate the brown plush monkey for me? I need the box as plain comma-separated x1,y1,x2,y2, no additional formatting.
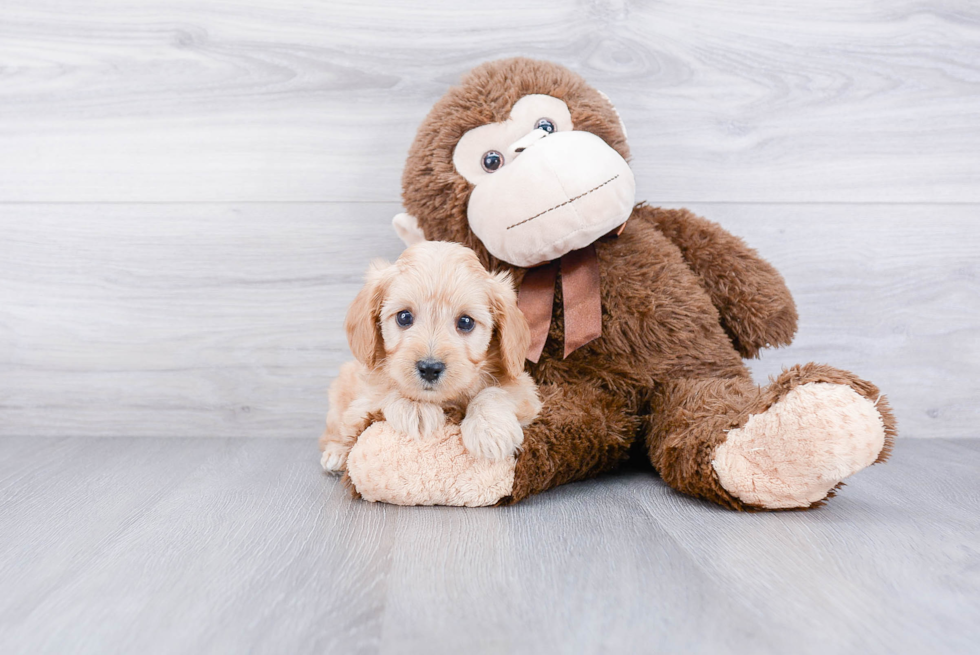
344,57,895,510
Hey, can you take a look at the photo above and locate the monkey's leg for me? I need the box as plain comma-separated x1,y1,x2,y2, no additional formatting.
646,364,897,510
503,382,641,503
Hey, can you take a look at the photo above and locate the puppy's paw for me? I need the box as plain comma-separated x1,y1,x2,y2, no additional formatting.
320,442,349,475
383,397,445,438
461,400,524,461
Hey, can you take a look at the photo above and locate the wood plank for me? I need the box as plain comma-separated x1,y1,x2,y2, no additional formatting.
0,437,977,654
0,437,395,654
1,202,976,439
634,437,980,654
0,203,405,439
1,1,978,202
377,479,785,654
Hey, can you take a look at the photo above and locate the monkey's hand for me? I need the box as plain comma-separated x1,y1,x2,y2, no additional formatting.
640,205,798,358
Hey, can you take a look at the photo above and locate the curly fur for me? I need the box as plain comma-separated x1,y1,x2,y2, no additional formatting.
320,241,540,470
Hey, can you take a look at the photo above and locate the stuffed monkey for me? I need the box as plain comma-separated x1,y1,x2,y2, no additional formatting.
344,57,895,510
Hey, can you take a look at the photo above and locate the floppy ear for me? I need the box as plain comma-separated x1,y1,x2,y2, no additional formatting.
345,260,393,368
488,271,531,379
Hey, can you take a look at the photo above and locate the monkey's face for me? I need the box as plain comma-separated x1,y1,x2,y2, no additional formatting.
451,94,635,267
401,58,635,270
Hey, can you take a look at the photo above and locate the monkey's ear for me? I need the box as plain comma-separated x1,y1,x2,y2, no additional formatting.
596,90,628,140
392,213,426,248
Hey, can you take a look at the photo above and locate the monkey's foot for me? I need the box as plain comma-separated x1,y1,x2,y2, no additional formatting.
712,382,887,509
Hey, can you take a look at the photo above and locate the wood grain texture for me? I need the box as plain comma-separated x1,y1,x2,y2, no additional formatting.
1,202,976,439
0,203,405,439
1,0,978,202
0,437,978,654
681,202,980,440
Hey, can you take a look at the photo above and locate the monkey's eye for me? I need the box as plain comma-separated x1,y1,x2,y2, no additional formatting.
456,315,475,332
481,150,504,173
534,118,556,134
396,310,414,328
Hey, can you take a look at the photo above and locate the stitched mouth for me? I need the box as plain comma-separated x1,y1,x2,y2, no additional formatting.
505,174,620,230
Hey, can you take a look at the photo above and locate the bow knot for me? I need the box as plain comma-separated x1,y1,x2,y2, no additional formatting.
517,244,603,363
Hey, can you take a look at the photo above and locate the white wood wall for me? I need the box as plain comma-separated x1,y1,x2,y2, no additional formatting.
1,1,978,438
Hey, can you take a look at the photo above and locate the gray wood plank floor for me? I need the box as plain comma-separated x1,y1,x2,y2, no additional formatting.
1,437,977,654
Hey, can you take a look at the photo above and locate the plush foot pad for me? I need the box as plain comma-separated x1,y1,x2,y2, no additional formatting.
345,422,515,507
712,382,886,509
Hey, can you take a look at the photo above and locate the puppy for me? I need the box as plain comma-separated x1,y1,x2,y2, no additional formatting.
319,241,541,473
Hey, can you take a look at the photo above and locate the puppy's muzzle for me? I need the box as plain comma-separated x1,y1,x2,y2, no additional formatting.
416,359,446,383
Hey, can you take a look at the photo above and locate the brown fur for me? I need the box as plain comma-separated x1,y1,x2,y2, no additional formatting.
402,58,630,273
648,363,896,511
400,58,896,509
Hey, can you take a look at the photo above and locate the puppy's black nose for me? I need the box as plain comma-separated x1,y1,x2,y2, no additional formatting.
416,359,445,383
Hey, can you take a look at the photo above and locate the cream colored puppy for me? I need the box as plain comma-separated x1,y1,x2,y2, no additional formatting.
319,241,541,473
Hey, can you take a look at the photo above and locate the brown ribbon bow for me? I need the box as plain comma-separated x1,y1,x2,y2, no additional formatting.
517,222,626,362
517,244,603,363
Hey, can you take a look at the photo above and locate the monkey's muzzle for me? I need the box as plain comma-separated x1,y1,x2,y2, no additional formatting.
467,131,636,267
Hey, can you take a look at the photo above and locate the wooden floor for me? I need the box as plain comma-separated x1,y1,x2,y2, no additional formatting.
1,437,978,654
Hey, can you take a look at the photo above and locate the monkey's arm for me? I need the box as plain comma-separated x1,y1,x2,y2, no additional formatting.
636,204,798,358
503,381,638,503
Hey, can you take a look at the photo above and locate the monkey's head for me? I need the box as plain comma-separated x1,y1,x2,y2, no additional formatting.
397,58,635,270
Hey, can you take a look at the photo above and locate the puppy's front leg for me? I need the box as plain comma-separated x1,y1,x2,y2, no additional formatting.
382,395,445,439
507,372,543,427
461,388,525,461
321,396,375,474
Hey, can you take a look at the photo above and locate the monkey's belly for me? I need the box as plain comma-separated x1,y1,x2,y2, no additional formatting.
346,422,515,507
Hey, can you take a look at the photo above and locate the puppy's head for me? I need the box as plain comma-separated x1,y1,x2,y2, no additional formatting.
345,241,529,403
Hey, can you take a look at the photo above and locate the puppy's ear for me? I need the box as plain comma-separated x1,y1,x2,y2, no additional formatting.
488,271,531,379
345,260,394,368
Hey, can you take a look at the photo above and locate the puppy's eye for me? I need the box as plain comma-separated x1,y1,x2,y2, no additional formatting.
481,150,503,173
456,315,475,332
396,310,414,328
534,118,556,134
